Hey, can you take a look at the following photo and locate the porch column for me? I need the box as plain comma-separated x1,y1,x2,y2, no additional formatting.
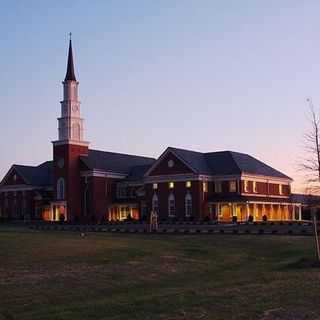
299,205,302,221
216,204,220,221
246,203,249,220
253,203,256,221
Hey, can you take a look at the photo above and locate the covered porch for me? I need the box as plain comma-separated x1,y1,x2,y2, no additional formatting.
209,201,302,222
45,201,67,222
108,203,139,221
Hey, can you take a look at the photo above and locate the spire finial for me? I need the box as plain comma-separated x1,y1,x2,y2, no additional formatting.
69,32,72,40
64,34,77,81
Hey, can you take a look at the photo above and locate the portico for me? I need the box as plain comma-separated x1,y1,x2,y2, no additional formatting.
50,201,67,221
211,201,302,222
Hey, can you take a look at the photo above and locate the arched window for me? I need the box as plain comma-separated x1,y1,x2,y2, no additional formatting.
57,178,65,200
185,193,192,217
152,193,159,213
168,193,175,217
72,123,81,141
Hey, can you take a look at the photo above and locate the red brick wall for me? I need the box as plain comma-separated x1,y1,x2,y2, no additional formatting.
146,180,205,220
0,190,36,219
149,152,194,176
53,143,89,222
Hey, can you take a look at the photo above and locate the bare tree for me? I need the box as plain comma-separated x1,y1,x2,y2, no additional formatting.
299,99,320,261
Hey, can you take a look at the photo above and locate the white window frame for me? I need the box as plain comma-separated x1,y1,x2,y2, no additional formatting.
215,181,222,193
57,178,65,200
229,181,237,192
153,183,158,190
185,193,192,217
117,184,127,199
253,181,258,193
152,193,159,213
244,180,249,192
168,193,175,217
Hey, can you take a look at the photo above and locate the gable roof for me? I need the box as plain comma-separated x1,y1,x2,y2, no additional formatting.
80,149,155,175
1,161,53,187
148,147,291,180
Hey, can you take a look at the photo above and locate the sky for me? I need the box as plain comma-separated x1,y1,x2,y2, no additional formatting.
1,0,320,191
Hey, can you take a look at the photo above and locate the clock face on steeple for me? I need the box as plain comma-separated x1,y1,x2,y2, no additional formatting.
72,105,79,112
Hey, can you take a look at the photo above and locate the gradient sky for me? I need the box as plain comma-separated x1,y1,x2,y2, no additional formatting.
1,0,320,191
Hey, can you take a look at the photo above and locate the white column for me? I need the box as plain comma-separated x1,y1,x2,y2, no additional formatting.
246,203,249,220
298,205,302,221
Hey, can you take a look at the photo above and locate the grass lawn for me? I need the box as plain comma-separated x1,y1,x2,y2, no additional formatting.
0,230,319,320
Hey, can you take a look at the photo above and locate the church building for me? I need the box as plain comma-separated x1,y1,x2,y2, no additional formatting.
0,40,305,223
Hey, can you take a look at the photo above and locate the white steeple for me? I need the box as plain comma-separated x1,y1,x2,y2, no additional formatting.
57,35,87,145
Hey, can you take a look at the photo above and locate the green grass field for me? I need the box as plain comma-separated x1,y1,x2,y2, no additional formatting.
0,230,319,320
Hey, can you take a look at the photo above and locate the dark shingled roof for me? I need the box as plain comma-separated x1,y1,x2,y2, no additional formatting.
11,161,53,186
127,165,152,182
80,149,155,175
64,39,76,81
168,147,291,179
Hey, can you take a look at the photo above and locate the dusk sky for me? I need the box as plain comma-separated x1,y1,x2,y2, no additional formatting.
1,1,320,191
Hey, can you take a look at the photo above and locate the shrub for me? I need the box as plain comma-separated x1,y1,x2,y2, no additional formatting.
262,215,268,222
232,216,237,224
203,216,210,222
59,214,65,222
248,215,254,223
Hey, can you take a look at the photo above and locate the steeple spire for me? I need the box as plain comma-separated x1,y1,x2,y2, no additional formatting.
64,33,76,81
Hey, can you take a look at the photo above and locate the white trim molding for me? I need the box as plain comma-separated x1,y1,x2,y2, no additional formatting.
81,170,127,179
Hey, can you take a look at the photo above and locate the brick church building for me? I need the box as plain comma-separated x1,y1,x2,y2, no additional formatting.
0,40,306,223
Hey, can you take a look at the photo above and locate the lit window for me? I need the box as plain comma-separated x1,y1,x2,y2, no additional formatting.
229,181,237,192
186,181,191,188
253,181,258,193
185,193,192,217
279,184,283,195
244,180,249,192
203,182,208,193
215,181,222,193
168,193,175,217
169,182,174,189
153,183,158,190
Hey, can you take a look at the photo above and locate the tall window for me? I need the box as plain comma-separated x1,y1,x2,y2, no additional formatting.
152,193,159,213
279,184,283,195
244,180,249,192
253,181,258,193
229,181,237,192
185,193,192,217
215,181,222,193
203,182,208,192
57,178,65,200
168,193,175,217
